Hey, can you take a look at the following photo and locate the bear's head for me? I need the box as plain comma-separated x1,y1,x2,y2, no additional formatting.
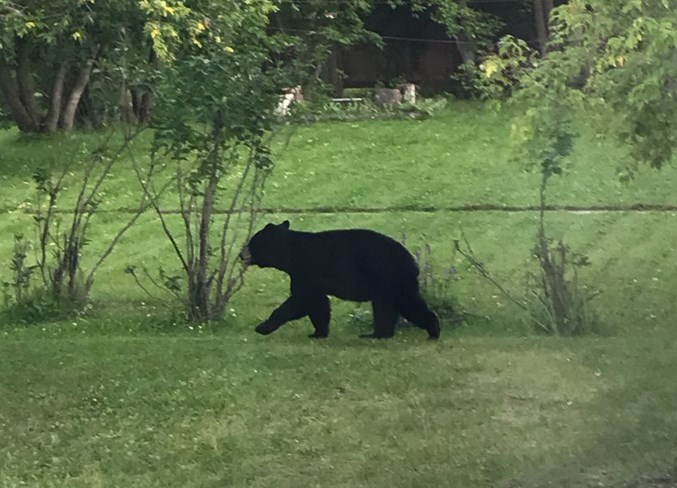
240,220,291,268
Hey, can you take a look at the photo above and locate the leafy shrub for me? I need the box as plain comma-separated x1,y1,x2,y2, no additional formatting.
1,128,149,325
528,238,600,335
290,96,448,122
455,230,600,336
2,234,34,305
455,36,537,100
124,264,191,325
1,234,86,324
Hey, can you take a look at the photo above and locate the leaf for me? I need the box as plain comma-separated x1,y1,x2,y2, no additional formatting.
483,59,499,78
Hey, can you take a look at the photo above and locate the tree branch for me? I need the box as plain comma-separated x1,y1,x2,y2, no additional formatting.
453,232,529,312
85,159,174,291
131,149,191,275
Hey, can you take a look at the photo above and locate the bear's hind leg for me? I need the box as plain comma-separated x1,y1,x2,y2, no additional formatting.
308,294,331,339
399,293,440,339
361,298,398,339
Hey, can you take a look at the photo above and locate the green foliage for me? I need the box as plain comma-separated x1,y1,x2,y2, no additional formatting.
149,0,282,144
0,0,281,131
456,36,538,100
124,264,188,312
2,233,34,306
553,1,677,172
495,2,677,335
0,127,151,323
405,0,506,98
480,3,606,337
511,1,677,174
515,113,594,336
135,0,285,323
408,0,503,47
0,0,258,66
454,229,600,337
0,0,151,127
528,239,600,336
291,96,448,122
273,0,380,91
0,233,85,323
1,284,87,324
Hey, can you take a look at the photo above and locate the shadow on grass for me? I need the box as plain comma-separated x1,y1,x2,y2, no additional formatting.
499,332,677,488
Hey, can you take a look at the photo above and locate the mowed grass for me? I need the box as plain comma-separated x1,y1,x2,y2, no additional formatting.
1,100,676,212
1,101,677,487
2,331,676,488
1,210,674,338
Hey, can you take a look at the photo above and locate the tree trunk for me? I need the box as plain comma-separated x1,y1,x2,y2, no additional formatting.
131,89,142,119
141,48,157,123
119,84,137,124
324,49,344,98
60,59,95,131
533,0,548,54
142,92,153,122
455,33,477,65
544,0,554,18
133,89,153,123
15,38,41,129
44,62,68,132
193,173,217,320
455,0,477,65
194,126,223,321
78,83,101,128
0,59,38,132
543,0,554,41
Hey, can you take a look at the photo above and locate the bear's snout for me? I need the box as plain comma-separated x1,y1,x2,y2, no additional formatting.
239,246,252,265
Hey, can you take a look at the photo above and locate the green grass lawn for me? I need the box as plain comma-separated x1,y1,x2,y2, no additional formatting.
1,101,676,487
1,331,676,487
1,100,676,212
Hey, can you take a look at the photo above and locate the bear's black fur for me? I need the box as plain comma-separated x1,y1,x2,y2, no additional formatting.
240,220,440,339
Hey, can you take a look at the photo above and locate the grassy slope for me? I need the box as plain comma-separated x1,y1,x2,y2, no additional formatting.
1,101,676,487
1,101,676,211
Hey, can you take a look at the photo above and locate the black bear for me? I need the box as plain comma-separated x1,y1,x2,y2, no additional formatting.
239,220,440,340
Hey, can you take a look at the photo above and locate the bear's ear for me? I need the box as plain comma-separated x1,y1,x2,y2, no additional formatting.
279,220,290,230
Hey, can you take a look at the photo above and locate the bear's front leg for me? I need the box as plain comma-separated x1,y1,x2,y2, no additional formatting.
255,320,281,335
255,295,310,336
